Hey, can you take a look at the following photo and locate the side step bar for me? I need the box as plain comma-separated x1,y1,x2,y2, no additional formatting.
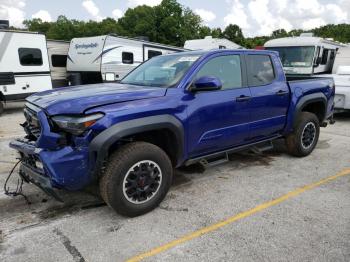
185,136,280,167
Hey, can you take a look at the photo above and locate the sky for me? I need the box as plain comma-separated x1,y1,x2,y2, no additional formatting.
0,0,350,37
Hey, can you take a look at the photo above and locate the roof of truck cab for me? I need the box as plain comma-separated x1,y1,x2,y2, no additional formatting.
162,49,278,56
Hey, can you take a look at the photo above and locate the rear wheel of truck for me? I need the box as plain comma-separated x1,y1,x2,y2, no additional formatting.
100,142,173,217
286,112,320,157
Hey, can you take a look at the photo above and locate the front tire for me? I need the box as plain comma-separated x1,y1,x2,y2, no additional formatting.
100,142,173,217
286,112,320,157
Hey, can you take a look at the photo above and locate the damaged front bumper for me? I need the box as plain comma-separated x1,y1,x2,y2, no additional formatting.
9,138,92,201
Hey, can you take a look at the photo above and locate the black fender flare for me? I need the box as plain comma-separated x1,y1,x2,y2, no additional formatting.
293,92,327,125
89,114,184,177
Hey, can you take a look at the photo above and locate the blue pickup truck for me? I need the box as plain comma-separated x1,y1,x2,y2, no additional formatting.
9,49,335,216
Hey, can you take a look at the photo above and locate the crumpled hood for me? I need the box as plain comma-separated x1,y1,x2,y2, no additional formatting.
27,83,167,115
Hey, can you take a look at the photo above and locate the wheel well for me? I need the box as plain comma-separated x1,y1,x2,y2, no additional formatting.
108,129,179,166
301,101,325,122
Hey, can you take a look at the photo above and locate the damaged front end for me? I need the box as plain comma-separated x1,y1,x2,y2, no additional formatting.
8,103,95,201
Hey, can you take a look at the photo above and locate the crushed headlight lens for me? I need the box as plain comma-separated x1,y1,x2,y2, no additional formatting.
51,113,104,135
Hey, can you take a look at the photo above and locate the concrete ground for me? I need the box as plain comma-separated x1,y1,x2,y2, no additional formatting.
0,103,349,262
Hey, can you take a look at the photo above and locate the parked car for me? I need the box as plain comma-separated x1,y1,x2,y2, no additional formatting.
9,49,335,217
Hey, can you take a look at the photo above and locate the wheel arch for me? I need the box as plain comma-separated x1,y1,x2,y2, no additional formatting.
294,93,327,125
89,115,184,178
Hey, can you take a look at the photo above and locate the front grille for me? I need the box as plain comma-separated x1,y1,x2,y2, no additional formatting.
23,106,41,140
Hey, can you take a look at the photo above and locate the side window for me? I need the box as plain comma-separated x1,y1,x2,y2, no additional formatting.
148,50,162,59
321,49,329,65
51,55,67,67
194,55,242,90
122,52,134,64
246,55,275,86
219,45,226,49
18,48,43,66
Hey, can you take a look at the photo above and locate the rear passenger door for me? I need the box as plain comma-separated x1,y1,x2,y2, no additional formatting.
246,53,290,140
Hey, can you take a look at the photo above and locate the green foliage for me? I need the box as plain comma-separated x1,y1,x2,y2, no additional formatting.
19,0,350,48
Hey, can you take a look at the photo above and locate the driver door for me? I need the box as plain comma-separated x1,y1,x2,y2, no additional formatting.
186,53,252,157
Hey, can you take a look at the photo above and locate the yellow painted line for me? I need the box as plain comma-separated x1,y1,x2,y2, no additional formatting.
126,168,350,262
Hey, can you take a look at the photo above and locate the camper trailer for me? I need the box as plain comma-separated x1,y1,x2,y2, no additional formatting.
264,33,346,75
47,40,69,88
316,47,350,111
184,36,242,50
0,22,52,115
66,35,184,85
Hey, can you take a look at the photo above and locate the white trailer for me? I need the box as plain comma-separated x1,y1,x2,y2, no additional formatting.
184,36,242,50
315,47,350,111
0,28,52,114
264,33,346,75
67,35,184,85
47,40,69,88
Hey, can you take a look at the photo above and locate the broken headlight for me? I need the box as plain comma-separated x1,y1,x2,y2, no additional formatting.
51,113,104,135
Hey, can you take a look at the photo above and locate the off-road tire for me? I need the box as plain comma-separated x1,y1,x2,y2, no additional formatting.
286,112,320,157
100,142,173,217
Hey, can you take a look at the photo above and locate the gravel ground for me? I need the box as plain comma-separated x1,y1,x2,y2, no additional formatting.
0,103,349,262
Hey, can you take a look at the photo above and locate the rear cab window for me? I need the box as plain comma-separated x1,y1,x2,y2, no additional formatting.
246,54,275,86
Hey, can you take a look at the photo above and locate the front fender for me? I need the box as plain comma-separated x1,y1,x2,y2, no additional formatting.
89,114,184,177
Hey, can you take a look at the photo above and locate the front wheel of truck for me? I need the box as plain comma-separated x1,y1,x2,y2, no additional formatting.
286,112,320,157
100,142,173,217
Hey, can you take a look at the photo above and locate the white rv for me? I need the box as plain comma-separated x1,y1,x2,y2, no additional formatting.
0,27,52,114
264,33,346,75
47,40,69,88
66,35,184,85
316,47,350,111
184,36,242,50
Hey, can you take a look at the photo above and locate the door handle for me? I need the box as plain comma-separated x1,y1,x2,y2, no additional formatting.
236,95,251,102
276,90,288,96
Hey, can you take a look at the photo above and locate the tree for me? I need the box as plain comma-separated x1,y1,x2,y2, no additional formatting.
223,24,244,45
271,29,288,38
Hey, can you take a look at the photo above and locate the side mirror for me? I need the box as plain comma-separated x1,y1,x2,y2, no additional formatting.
191,76,222,92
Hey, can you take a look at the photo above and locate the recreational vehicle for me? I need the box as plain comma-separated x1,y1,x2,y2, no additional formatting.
66,35,184,85
184,36,242,50
0,22,52,115
316,47,350,111
47,40,69,88
264,33,346,75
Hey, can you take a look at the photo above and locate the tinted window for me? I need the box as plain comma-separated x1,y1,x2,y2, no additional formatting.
195,55,242,90
246,55,275,86
122,52,134,64
321,49,329,65
18,48,43,66
51,55,67,67
148,50,162,59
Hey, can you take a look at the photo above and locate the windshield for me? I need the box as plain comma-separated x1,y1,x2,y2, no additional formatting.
121,54,200,87
266,46,315,68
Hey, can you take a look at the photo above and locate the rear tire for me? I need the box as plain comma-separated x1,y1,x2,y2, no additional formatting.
286,112,320,157
100,142,173,217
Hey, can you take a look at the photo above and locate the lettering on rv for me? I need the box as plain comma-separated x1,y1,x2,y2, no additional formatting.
75,43,99,49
